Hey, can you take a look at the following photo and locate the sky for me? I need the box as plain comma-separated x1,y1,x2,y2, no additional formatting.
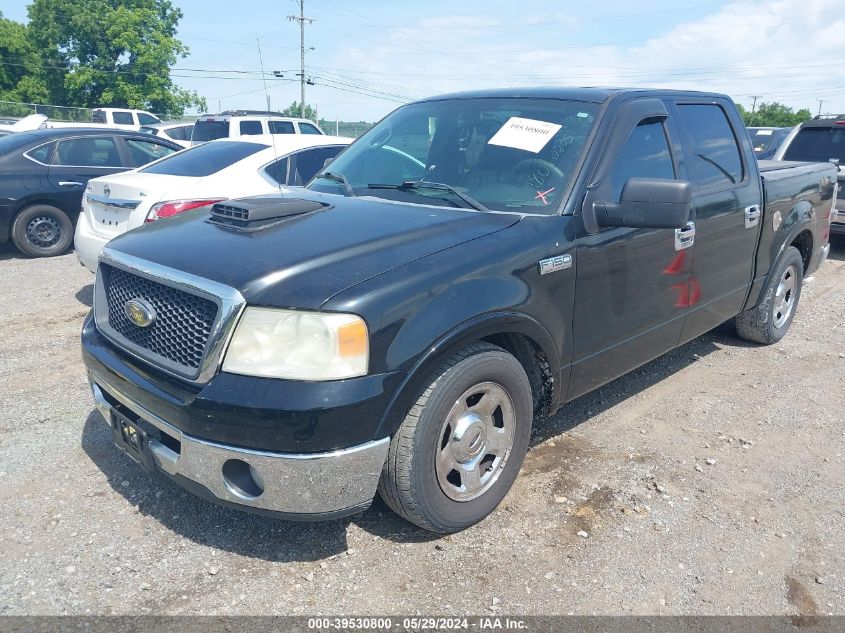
3,0,844,121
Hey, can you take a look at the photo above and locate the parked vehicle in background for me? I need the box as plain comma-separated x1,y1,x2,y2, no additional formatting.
74,134,351,271
192,110,326,146
140,122,194,148
81,88,836,533
774,115,844,234
747,126,790,160
0,113,48,135
0,128,180,257
43,108,162,132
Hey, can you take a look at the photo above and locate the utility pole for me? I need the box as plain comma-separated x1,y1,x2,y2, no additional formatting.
288,0,314,118
749,95,760,125
816,99,824,117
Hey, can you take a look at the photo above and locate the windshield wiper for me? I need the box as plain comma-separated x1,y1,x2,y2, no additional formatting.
367,180,488,212
315,171,356,196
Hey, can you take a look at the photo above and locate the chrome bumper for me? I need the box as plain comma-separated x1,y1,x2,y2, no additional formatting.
90,378,389,517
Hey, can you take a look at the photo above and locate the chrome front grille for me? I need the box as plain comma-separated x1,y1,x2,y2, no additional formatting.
94,249,246,383
103,264,218,371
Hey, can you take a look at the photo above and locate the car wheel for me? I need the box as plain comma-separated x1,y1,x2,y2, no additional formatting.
11,204,74,257
378,342,533,533
736,245,804,344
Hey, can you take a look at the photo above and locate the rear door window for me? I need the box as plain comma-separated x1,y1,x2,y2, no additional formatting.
677,104,743,187
125,138,177,166
609,120,675,201
239,120,263,135
783,127,845,163
193,120,230,142
268,120,295,134
112,111,134,125
140,141,268,177
54,137,122,167
298,122,323,135
290,146,345,185
137,112,159,125
264,157,289,185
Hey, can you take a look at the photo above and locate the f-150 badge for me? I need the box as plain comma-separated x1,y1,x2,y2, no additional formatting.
539,254,572,275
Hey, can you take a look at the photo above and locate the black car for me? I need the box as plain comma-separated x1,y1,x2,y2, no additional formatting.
0,128,181,257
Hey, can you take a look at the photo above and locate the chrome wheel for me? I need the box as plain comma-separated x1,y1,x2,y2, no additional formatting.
26,215,62,249
773,264,798,328
435,381,515,502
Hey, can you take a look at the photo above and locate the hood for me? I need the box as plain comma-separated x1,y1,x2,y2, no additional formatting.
105,192,521,309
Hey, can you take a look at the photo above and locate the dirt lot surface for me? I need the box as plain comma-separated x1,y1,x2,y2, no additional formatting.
1,238,843,617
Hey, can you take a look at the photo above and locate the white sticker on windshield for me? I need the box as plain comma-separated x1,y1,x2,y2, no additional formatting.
487,117,562,154
756,130,773,136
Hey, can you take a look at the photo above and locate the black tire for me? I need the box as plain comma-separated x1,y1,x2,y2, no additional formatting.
378,342,533,533
10,204,74,257
736,246,804,344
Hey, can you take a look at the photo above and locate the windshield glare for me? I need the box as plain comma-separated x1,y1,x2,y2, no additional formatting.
308,97,598,213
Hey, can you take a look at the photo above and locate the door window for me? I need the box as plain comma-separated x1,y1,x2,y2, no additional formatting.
298,122,323,135
239,120,263,135
54,137,121,167
112,111,134,125
291,146,344,185
678,104,743,187
125,138,177,166
268,120,295,134
609,120,675,200
264,157,289,185
137,112,160,125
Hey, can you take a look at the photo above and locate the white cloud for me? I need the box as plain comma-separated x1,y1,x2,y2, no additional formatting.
316,0,845,120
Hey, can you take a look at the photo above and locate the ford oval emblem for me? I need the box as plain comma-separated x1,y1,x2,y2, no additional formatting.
124,298,156,328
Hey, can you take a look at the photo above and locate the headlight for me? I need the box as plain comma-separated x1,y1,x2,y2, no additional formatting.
222,307,369,380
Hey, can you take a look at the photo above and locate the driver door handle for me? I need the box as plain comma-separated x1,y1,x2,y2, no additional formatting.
744,205,761,228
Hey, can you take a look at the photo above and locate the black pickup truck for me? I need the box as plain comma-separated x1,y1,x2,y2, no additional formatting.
82,88,837,533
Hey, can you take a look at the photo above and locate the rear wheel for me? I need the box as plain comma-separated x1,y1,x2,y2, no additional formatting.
378,342,533,533
11,204,74,257
736,246,804,344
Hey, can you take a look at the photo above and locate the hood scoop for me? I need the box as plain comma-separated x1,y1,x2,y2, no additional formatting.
209,197,329,230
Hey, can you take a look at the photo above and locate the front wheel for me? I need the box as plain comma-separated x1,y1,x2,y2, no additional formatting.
11,204,74,257
378,342,533,533
735,245,804,344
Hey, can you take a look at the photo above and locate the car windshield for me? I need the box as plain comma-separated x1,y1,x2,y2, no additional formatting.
193,119,230,142
140,141,267,177
748,128,786,154
783,127,845,163
308,97,598,213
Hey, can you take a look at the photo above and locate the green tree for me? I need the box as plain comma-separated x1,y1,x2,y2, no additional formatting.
740,101,812,127
26,0,206,117
281,101,317,120
0,11,50,111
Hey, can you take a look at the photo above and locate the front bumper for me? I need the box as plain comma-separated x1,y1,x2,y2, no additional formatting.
90,376,389,518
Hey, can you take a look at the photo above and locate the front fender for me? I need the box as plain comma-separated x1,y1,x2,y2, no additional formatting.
374,310,562,440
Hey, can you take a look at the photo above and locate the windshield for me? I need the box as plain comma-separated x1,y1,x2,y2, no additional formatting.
193,119,230,142
308,97,598,213
748,128,788,154
140,140,267,177
783,127,845,163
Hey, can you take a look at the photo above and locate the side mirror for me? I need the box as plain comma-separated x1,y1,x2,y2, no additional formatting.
830,158,841,171
594,178,692,229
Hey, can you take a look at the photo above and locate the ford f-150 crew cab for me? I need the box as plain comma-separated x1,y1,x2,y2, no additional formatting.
81,88,837,533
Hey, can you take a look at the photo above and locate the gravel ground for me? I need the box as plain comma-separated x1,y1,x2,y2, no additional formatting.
0,238,843,617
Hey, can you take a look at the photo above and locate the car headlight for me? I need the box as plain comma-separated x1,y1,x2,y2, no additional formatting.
222,307,369,380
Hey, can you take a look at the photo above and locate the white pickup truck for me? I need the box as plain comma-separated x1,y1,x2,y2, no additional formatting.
43,108,162,131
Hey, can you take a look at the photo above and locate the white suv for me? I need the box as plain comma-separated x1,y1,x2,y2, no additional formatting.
192,110,325,146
